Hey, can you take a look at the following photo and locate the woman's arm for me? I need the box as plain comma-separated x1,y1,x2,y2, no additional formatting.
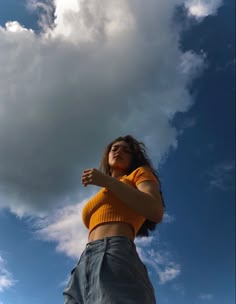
82,168,164,223
106,177,163,222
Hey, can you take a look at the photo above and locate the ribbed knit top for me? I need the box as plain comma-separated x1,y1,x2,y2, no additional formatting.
82,166,158,236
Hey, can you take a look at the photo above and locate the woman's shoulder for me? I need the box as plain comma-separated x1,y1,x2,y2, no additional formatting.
130,165,153,175
127,166,158,184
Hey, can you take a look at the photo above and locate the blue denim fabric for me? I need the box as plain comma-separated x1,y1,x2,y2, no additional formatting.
63,236,156,304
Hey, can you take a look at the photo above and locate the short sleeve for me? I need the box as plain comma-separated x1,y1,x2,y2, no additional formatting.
132,166,159,186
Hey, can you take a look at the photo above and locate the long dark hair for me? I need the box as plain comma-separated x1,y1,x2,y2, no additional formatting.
99,135,165,237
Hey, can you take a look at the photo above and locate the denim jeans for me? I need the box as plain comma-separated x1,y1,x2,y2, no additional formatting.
63,236,156,304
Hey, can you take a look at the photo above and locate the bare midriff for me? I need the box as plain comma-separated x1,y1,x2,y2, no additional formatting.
88,222,135,242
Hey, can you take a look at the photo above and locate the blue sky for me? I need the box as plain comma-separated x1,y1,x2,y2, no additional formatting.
0,1,235,304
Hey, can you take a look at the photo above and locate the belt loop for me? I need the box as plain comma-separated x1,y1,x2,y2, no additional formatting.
129,237,135,249
104,237,108,251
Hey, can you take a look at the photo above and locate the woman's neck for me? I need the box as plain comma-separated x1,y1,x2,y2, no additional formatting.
111,169,127,179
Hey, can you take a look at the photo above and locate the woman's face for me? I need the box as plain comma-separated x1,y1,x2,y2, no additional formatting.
108,141,133,173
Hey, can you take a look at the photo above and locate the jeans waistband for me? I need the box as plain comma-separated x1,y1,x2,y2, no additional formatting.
85,235,135,251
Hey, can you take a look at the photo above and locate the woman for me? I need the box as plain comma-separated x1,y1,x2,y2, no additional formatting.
63,135,164,304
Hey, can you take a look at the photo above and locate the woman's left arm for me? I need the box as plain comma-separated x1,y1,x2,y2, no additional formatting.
106,177,163,223
82,168,164,223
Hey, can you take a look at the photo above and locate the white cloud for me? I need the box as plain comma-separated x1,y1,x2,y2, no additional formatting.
136,238,181,284
0,0,206,216
207,160,235,191
163,212,175,224
5,21,33,33
179,50,206,77
35,199,89,259
50,0,136,42
0,256,16,293
199,293,213,300
185,0,224,19
158,264,181,284
135,236,155,247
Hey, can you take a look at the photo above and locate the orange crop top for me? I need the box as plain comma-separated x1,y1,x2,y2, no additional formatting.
82,166,158,236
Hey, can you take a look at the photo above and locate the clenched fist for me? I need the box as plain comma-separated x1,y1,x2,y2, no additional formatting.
82,168,110,187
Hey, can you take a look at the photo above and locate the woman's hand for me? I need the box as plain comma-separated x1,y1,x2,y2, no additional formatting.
82,168,110,187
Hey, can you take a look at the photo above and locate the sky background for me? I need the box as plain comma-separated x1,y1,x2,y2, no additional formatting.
0,0,235,304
